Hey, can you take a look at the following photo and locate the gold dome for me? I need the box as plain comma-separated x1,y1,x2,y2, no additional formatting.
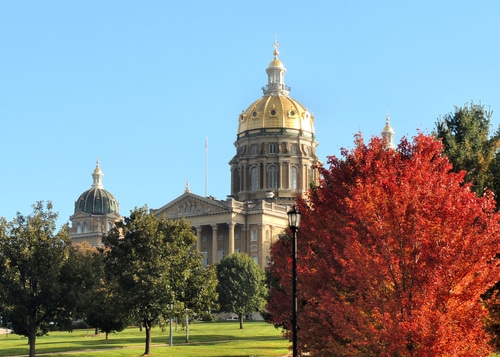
268,58,284,68
237,95,314,137
237,43,315,138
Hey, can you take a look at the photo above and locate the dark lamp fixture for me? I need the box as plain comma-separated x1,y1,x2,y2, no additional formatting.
287,206,301,229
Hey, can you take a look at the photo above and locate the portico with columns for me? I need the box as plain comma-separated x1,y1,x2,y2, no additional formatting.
150,190,288,269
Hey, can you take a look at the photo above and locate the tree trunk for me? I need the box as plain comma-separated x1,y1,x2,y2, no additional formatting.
106,331,109,340
239,314,244,329
28,331,36,357
185,309,189,343
143,318,152,356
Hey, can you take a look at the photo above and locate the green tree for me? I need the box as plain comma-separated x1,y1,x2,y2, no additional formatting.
58,243,104,329
435,102,500,196
177,264,218,342
62,242,129,339
0,202,72,357
102,207,199,356
216,253,266,329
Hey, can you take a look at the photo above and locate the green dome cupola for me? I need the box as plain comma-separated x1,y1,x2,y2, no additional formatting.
74,161,119,215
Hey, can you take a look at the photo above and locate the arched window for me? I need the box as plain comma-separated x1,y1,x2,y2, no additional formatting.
76,222,82,234
250,166,259,190
269,143,277,154
268,165,278,189
290,166,298,190
290,144,297,154
82,221,88,233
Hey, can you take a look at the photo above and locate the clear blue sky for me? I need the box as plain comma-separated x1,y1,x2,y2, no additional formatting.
2,1,500,228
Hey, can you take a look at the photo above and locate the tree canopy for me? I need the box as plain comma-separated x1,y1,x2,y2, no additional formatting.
0,202,73,357
102,207,207,355
216,253,266,329
435,102,500,196
267,134,500,356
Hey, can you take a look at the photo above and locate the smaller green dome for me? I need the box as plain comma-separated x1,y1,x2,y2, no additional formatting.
75,188,119,215
74,161,120,215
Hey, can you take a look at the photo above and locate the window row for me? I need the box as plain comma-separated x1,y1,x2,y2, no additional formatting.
201,249,261,267
250,165,298,190
75,221,114,234
249,143,298,156
201,229,263,242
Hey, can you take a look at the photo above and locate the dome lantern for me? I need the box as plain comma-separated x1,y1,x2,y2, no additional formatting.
91,160,104,189
382,114,396,150
263,40,290,96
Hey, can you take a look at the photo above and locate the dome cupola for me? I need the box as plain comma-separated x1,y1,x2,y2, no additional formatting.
74,161,119,215
237,42,315,139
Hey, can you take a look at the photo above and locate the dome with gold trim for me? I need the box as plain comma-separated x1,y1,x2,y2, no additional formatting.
74,161,119,215
237,44,315,138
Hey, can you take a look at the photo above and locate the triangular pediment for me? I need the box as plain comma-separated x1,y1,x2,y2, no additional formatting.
151,192,231,219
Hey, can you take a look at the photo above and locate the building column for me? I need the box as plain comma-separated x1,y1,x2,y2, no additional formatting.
194,226,202,251
257,223,264,267
211,224,218,265
228,222,235,255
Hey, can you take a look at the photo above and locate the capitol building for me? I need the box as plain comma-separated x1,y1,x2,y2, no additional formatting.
68,44,395,269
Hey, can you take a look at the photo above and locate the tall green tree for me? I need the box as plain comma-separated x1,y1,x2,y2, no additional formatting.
102,207,200,356
216,253,266,329
435,102,500,196
0,202,72,357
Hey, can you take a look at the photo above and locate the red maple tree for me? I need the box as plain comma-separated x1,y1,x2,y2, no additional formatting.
266,133,500,356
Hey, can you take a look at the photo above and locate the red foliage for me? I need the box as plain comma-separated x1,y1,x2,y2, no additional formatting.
267,133,500,356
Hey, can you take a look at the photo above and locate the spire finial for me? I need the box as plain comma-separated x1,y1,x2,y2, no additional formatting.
185,177,190,193
272,36,280,59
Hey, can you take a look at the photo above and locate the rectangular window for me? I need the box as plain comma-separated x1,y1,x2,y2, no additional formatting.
251,229,258,242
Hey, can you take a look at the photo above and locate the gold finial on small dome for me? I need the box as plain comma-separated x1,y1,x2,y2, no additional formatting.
93,158,102,175
273,36,280,59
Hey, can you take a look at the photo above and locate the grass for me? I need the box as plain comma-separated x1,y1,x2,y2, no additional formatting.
0,320,290,357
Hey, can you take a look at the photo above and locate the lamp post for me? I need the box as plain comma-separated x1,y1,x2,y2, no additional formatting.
287,205,301,357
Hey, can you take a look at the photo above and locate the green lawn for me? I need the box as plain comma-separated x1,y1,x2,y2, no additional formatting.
0,321,289,357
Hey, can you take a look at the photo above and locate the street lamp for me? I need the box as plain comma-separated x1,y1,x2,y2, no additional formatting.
287,205,301,357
